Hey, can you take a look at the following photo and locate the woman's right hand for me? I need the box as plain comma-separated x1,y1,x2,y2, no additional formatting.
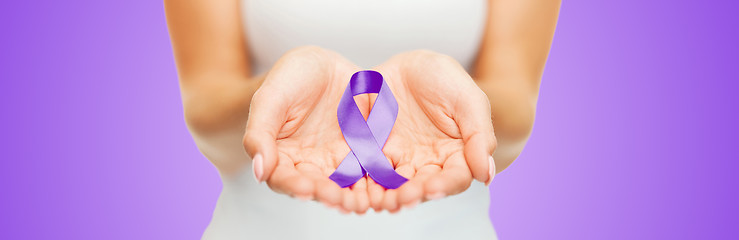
243,46,377,213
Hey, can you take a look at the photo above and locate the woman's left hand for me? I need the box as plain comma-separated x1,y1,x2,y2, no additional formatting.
368,50,497,212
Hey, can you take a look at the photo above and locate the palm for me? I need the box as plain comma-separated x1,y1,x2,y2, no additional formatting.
366,51,495,211
384,70,468,182
271,62,355,176
246,47,376,212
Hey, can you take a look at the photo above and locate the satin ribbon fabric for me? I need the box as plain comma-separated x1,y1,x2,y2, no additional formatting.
329,70,408,189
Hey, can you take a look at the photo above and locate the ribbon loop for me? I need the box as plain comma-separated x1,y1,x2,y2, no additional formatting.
329,70,408,189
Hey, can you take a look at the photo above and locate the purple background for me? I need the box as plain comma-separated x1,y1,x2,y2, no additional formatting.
1,1,737,239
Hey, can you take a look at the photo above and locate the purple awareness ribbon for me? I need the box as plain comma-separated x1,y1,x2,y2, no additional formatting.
329,70,408,189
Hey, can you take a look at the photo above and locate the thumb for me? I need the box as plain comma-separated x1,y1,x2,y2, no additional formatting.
243,88,284,183
455,89,497,185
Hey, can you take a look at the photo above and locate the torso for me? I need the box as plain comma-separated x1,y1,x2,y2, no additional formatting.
243,0,486,74
202,1,496,239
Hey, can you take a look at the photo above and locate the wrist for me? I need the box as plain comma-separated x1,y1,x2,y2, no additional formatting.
181,74,264,138
475,80,537,172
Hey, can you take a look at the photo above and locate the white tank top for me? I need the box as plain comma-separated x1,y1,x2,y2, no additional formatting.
202,1,496,239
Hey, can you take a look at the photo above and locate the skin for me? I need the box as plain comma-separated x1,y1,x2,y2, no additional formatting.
371,51,498,212
164,0,561,214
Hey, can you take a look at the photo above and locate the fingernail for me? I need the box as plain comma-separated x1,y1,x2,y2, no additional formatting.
339,208,351,215
426,192,446,200
402,200,420,210
486,156,495,186
252,154,263,182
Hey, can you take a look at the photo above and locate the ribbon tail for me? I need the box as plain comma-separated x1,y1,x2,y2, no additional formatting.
329,151,366,188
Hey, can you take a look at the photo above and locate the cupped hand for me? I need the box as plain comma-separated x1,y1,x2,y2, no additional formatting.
243,46,374,213
244,48,496,214
368,50,497,212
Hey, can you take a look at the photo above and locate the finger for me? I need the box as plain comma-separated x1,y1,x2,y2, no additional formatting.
397,164,441,208
243,89,287,182
380,164,415,213
266,159,314,199
367,177,385,212
341,188,355,214
382,189,399,214
295,162,342,208
367,152,402,212
351,177,370,214
366,152,396,212
454,89,497,184
354,93,372,121
462,132,496,185
424,152,473,199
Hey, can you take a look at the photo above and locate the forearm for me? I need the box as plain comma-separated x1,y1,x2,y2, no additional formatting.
471,0,559,172
165,0,265,175
180,74,266,176
476,79,538,173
